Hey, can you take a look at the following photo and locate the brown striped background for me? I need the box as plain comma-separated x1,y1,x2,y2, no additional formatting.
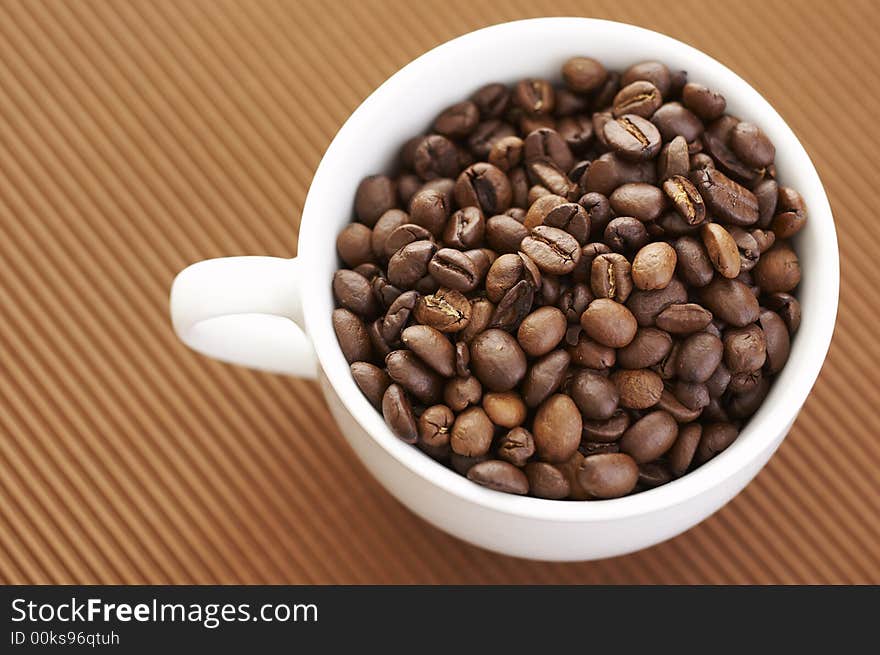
1,0,878,584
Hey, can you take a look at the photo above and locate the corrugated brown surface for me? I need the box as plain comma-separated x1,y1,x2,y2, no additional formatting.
1,0,878,584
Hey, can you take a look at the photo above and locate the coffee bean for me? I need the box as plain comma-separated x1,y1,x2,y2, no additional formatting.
617,328,672,369
470,329,527,392
604,114,662,160
674,236,714,287
668,423,702,476
533,394,582,463
428,248,480,292
442,207,484,250
522,350,570,408
567,332,616,369
414,288,472,333
753,178,779,229
672,380,710,411
577,453,639,499
544,203,591,244
772,187,807,239
497,427,535,467
557,116,594,154
657,135,690,181
750,228,776,254
619,410,678,463
681,83,726,121
654,340,682,380
765,292,801,334
333,308,373,367
521,226,581,275
514,78,555,115
581,440,622,458
381,290,419,343
489,280,535,331
604,217,649,252
562,56,607,93
486,214,528,253
384,224,434,259
459,298,494,343
570,370,619,420
580,298,638,348
434,101,480,138
444,375,482,412
467,460,529,495
662,174,705,225
623,61,671,98
521,462,569,499
701,278,761,327
626,277,688,326
418,404,454,450
690,152,715,171
612,368,664,409
612,80,663,118
730,122,775,168
726,376,770,419
524,127,575,173
455,162,512,215
695,422,739,464
700,223,741,279
382,384,417,443
651,102,703,145
385,350,443,404
676,332,723,383
555,88,591,117
757,309,790,375
727,226,760,272
414,135,460,181
387,240,437,289
610,183,666,222
485,253,540,303
723,324,767,373
336,223,375,268
705,361,731,398
517,306,566,357
690,167,759,226
451,406,495,457
355,175,397,226
372,209,410,258
368,318,393,358
632,242,677,290
655,303,713,334
582,411,630,442
471,83,510,119
468,119,517,159
333,269,379,318
401,325,455,377
657,388,702,423
702,130,761,186
583,152,656,196
350,362,391,408
488,135,525,171
481,392,526,429
526,158,577,197
591,253,634,302
408,188,450,237
450,453,490,476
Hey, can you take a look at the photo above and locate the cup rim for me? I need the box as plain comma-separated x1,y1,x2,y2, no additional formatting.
299,17,839,522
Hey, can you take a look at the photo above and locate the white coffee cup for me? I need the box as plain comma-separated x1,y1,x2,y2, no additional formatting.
169,18,838,561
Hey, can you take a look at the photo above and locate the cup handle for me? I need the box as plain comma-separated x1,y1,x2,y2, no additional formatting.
169,256,318,378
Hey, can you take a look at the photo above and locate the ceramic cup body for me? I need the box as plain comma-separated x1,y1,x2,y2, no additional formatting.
170,18,838,560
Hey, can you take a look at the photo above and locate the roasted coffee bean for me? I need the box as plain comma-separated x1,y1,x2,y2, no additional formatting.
727,376,770,419
695,422,739,464
414,288,472,333
533,394,582,463
538,273,562,305
604,114,662,160
705,361,731,397
401,325,455,377
772,187,807,239
730,122,775,168
651,102,703,145
382,384,417,443
517,306,567,357
372,209,409,258
482,392,527,429
467,460,529,494
604,217,649,252
657,135,690,180
526,158,577,197
592,111,614,148
578,193,612,235
690,152,715,171
434,100,480,138
450,453,490,476
622,61,671,98
753,178,779,229
399,138,421,171
524,128,575,172
385,350,443,404
610,183,666,222
428,248,480,292
632,242,677,290
333,308,372,364
442,207,485,250
568,333,616,370
523,193,567,229
583,152,657,196
497,427,535,467
459,298,494,344
486,253,540,302
455,342,470,377
655,303,713,334
514,78,555,115
626,277,688,326
668,423,702,476
702,130,761,186
408,188,450,237
620,410,678,463
522,462,570,499
557,116,594,155
690,167,759,226
467,119,517,160
580,298,638,348
444,375,482,412
701,223,741,278
451,407,495,457
333,269,380,318
657,388,702,423
470,329,527,392
368,318,393,358
577,453,639,499
522,349,570,408
758,309,791,374
662,174,705,225
581,440,622,458
750,228,776,254
471,83,510,118
672,380,710,411
638,462,673,488
723,323,767,373
654,340,681,380
612,80,663,119
521,226,581,275
465,248,495,281
336,223,375,268
612,368,664,409
591,253,633,302
418,404,455,450
384,224,434,258
570,370,619,420
544,203,591,244
728,369,763,395
455,162,512,215
681,83,726,121
355,175,397,226
674,236,715,287
414,135,460,181
562,56,607,93
656,211,699,237
727,226,760,272
488,135,525,171
582,411,630,442
485,215,527,254
489,280,535,330
676,331,723,383
573,242,612,281
350,362,391,409
705,396,731,422
381,290,420,343
590,69,620,108
617,328,672,369
765,293,801,335
387,240,437,289
555,89,590,118
701,278,761,327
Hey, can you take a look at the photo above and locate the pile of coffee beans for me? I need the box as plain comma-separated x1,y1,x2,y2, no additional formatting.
333,56,804,500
